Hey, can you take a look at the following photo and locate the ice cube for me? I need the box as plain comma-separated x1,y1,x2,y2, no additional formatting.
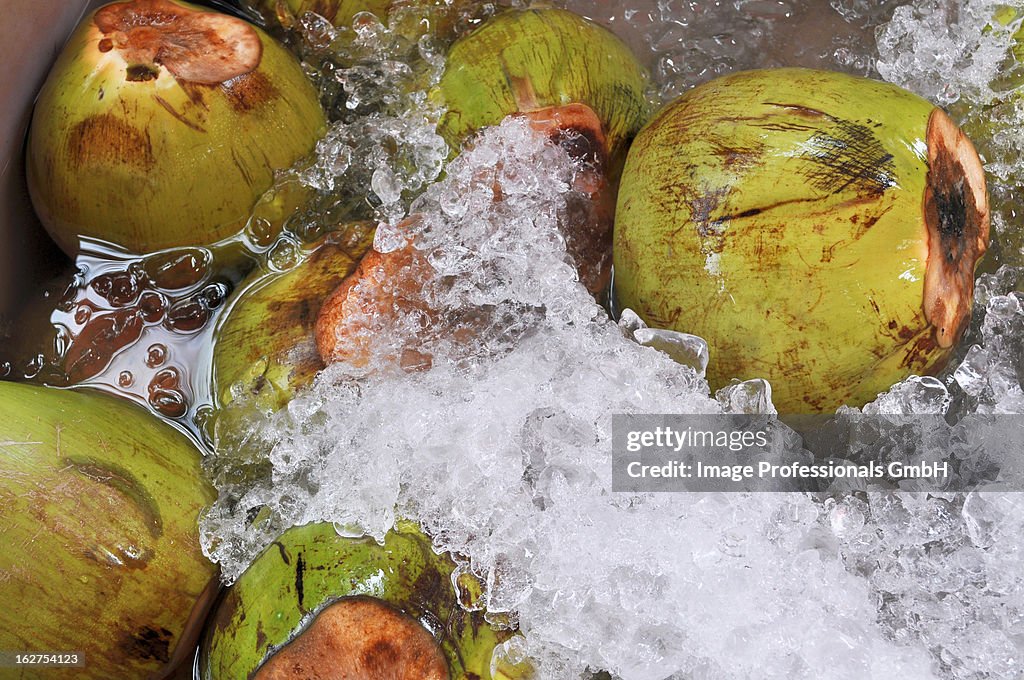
632,327,710,377
616,308,648,338
716,378,777,414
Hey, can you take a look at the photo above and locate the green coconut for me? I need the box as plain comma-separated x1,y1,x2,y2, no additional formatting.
200,521,531,679
433,7,650,174
613,68,990,413
0,381,218,678
26,0,326,256
391,6,648,300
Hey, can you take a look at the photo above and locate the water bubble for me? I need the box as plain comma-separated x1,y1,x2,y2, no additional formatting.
199,282,229,310
53,325,73,358
244,215,277,248
148,366,186,418
142,248,211,291
91,271,140,307
149,388,187,418
165,299,209,333
74,305,92,325
267,238,302,273
138,292,166,323
22,354,44,379
145,344,168,369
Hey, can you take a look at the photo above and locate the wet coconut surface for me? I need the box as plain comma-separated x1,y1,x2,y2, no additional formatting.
3,0,1024,679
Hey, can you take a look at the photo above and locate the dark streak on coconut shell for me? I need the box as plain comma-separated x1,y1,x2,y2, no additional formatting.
68,113,154,171
799,118,897,197
221,71,279,113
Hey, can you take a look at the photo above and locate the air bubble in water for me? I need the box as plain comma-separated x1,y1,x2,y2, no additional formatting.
145,344,167,369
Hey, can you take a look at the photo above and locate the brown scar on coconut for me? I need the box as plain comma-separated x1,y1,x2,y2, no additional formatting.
922,107,990,350
253,597,450,680
94,0,262,84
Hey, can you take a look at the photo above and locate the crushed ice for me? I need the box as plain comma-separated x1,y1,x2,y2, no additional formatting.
203,118,1024,679
201,2,1024,678
565,0,902,100
250,8,452,236
204,119,937,679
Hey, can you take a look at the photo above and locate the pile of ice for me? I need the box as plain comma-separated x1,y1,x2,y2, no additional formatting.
826,284,1024,679
200,2,1024,678
953,272,1024,415
243,8,452,243
876,0,1014,108
202,117,1024,678
813,3,1024,664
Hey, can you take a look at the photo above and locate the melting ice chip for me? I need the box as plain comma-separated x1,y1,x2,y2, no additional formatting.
863,375,951,415
962,492,1024,549
826,496,867,540
953,344,989,399
616,307,647,336
632,328,710,378
716,378,777,414
371,166,404,205
617,308,710,377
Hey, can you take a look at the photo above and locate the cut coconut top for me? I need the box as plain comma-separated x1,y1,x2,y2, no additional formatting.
921,107,990,350
516,102,609,175
94,0,262,85
253,597,449,680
